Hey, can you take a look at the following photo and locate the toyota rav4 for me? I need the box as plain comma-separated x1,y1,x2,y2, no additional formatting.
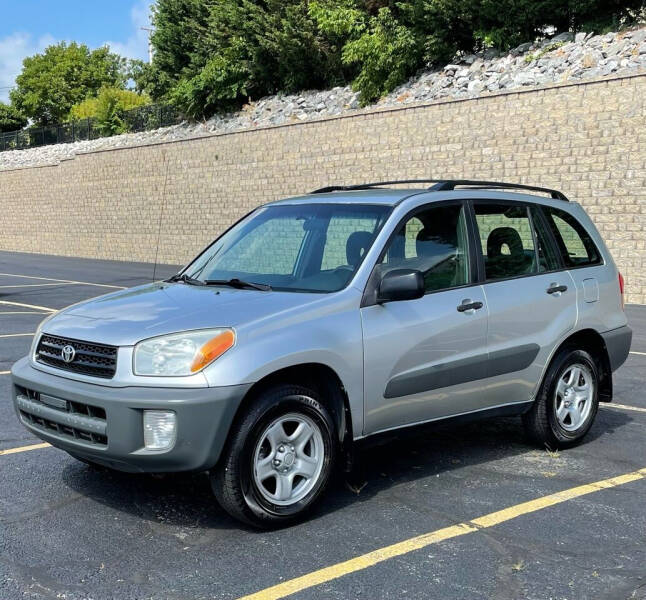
12,180,632,527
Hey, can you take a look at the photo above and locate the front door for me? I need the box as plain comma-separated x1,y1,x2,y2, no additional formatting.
361,201,489,435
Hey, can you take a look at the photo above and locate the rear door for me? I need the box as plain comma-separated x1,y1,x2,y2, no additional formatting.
361,200,490,434
540,204,624,332
473,199,576,405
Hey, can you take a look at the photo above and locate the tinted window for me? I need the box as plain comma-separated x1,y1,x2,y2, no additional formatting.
380,203,469,292
184,203,390,292
475,203,537,280
542,206,601,267
320,214,385,270
531,206,560,272
216,216,306,275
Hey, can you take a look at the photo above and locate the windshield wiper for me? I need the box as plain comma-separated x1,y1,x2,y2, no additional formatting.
205,278,272,291
166,273,206,286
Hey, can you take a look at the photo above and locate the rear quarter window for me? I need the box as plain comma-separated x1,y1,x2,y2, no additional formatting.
542,206,601,268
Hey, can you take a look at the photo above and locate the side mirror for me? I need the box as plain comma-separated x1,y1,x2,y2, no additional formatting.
377,269,425,304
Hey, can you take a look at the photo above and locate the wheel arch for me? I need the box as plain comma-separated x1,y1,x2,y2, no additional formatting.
542,328,612,402
230,363,353,449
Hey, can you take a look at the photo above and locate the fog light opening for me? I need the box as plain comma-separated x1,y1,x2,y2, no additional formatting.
143,410,177,451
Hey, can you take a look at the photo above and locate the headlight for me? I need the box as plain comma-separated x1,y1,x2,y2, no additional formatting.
133,328,235,376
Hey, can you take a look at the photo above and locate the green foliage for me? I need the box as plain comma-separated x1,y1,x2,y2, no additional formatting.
145,0,644,117
312,3,425,104
0,102,28,133
10,42,128,126
157,0,351,118
69,87,151,136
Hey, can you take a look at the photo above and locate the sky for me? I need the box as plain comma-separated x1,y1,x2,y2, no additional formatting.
0,0,153,103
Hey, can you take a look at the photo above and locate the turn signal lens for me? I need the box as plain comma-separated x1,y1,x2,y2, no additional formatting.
190,329,236,372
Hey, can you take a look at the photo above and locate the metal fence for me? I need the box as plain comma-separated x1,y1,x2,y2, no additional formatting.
0,104,184,153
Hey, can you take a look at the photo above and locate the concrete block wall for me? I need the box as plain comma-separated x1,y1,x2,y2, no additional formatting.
0,73,644,302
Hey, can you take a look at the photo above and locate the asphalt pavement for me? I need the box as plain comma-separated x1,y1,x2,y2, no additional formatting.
1,249,645,600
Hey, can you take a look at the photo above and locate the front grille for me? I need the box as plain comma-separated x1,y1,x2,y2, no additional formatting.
17,386,108,446
36,334,117,379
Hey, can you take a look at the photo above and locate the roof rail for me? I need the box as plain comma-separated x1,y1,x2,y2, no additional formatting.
429,180,568,201
311,180,443,194
311,179,568,200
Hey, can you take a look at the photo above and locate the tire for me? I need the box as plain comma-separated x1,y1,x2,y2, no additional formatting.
522,348,599,449
211,384,337,528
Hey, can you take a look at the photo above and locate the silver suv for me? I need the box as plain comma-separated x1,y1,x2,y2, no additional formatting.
12,180,632,527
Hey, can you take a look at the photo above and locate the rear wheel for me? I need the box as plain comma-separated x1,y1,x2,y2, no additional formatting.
522,348,599,449
211,384,336,528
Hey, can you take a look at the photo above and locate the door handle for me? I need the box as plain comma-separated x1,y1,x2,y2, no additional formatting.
457,300,483,313
547,284,568,295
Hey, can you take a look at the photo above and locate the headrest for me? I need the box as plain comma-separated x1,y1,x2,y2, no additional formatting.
346,231,373,266
487,227,524,258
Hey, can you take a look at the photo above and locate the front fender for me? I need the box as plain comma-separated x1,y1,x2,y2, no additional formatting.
202,291,365,437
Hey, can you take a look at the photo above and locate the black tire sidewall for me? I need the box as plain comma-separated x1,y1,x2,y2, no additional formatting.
236,389,336,523
544,349,599,445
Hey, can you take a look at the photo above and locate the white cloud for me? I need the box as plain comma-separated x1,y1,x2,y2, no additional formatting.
0,1,153,104
105,0,153,63
0,32,55,103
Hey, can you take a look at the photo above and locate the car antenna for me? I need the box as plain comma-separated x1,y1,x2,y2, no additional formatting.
152,151,171,283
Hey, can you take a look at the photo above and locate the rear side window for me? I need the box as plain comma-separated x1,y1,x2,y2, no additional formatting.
542,206,601,267
474,203,537,280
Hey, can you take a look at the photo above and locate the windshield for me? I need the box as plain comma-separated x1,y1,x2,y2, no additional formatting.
183,203,391,293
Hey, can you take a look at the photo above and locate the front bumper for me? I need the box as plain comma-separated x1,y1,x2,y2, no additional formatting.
11,357,251,473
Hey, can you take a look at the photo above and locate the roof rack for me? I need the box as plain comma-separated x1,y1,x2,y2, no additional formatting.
311,180,443,194
311,179,568,201
429,180,568,201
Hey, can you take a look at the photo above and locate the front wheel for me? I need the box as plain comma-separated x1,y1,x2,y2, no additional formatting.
522,348,599,449
211,384,337,528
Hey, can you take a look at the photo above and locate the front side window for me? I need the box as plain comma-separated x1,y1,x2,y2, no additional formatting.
541,206,601,267
184,203,390,293
475,202,539,280
379,203,470,292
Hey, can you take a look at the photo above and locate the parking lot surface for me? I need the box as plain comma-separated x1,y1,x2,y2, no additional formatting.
1,249,646,600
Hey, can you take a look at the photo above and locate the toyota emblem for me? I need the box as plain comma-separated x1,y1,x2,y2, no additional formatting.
61,345,76,363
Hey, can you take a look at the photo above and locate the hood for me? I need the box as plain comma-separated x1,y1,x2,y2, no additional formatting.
43,282,324,346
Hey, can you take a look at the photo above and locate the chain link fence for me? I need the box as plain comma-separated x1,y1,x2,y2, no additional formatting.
0,104,183,153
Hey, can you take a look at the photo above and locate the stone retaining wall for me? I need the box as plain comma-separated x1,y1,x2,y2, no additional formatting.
0,73,644,302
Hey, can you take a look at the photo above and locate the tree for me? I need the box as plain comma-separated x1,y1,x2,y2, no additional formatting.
147,0,645,116
139,0,212,100
0,102,28,133
155,0,350,118
69,87,151,136
10,42,128,126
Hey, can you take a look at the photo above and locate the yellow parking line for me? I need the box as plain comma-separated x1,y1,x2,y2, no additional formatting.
0,300,56,312
0,442,51,456
0,272,126,290
0,311,43,315
0,370,9,375
237,467,646,600
602,403,646,414
630,351,646,356
0,333,34,338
